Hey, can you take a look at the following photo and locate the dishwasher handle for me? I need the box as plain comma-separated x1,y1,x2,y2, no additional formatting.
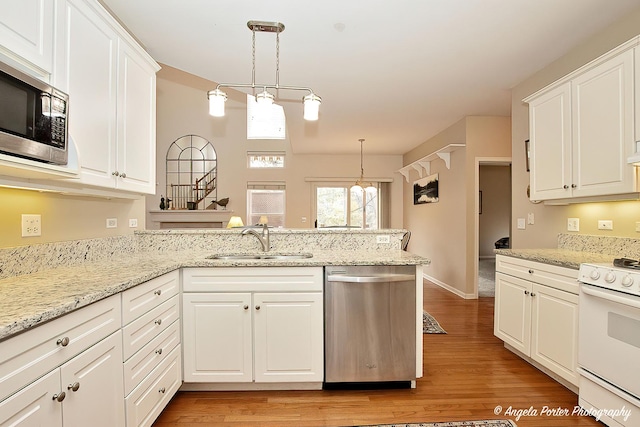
327,273,415,283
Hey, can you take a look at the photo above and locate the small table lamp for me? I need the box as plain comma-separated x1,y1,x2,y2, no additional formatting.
227,216,244,228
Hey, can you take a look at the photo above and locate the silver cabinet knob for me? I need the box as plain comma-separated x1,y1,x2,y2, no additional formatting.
243,305,249,310
112,171,119,176
571,184,577,188
67,382,80,392
52,392,66,402
120,172,126,178
56,337,70,347
154,289,162,296
255,305,261,310
154,319,162,325
159,387,166,394
155,348,163,355
531,292,536,297
563,185,569,189
524,290,530,295
528,269,534,274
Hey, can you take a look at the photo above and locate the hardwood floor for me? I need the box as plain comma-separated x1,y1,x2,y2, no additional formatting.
153,280,601,427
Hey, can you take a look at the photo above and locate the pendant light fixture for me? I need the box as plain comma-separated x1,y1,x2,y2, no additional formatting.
354,138,374,189
207,21,321,121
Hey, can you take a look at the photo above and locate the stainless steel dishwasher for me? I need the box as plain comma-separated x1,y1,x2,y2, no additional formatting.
324,265,416,385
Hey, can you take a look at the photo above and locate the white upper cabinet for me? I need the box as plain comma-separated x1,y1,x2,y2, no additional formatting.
54,0,159,194
526,38,639,202
0,0,54,75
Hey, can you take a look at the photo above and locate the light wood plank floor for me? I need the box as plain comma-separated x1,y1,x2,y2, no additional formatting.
153,280,600,426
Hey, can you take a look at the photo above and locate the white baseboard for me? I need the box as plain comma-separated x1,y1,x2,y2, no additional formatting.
423,273,475,299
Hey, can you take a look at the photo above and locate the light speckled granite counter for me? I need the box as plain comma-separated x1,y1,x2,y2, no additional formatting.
494,248,613,270
495,233,640,270
0,229,428,342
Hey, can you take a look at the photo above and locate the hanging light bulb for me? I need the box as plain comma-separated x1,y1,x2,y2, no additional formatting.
303,93,321,121
255,89,275,105
354,138,375,189
208,89,227,117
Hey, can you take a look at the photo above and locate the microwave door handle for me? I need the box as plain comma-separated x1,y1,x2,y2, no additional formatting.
327,274,415,283
581,284,640,310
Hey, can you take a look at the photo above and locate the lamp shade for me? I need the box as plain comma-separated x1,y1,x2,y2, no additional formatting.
303,93,321,121
208,89,227,117
227,216,244,228
258,215,268,225
256,90,275,105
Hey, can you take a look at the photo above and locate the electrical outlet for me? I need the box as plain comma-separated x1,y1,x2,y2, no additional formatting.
106,218,117,229
517,218,526,230
301,217,307,223
21,214,41,237
597,220,613,230
376,235,390,244
567,218,580,232
527,213,535,225
129,218,138,228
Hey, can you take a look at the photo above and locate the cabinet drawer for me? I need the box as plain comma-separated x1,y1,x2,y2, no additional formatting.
122,271,179,325
0,295,121,402
122,295,179,360
123,320,180,396
125,345,182,427
496,255,579,294
183,267,323,292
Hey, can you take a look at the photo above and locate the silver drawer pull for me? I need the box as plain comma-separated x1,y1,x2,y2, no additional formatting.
155,348,163,355
52,392,66,402
159,387,166,394
154,319,162,325
67,382,80,392
154,289,162,296
56,337,70,347
528,269,534,274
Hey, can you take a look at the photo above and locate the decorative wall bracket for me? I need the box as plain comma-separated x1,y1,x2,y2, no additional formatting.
397,143,465,182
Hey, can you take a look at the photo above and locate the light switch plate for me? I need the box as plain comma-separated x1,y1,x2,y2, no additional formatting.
517,218,526,230
527,213,535,225
106,218,117,229
567,218,580,232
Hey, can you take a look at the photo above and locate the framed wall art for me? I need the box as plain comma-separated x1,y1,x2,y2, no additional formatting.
413,173,439,205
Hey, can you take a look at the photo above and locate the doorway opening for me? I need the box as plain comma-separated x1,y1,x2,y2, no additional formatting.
476,160,511,298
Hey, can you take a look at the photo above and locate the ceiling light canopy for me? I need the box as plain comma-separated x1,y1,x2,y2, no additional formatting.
207,21,321,123
354,138,375,189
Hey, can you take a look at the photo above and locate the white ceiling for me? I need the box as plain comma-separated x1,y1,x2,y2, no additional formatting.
101,0,640,155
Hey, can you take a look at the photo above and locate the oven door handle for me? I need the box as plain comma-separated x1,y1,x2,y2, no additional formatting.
581,284,640,310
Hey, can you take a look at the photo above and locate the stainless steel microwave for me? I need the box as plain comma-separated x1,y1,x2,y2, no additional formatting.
0,61,68,165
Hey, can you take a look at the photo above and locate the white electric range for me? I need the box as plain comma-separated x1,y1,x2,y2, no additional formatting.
578,260,640,426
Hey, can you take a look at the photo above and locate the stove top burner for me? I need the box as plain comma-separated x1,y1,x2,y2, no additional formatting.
613,258,640,269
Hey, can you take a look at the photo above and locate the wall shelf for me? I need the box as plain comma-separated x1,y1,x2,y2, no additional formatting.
397,143,465,182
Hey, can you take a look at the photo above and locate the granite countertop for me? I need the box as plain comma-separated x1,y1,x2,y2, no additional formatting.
495,248,614,270
0,249,429,342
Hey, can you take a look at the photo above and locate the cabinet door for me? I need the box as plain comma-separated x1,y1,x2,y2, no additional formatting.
0,369,62,427
571,49,635,197
116,39,157,194
60,331,124,427
253,292,324,382
0,0,53,74
528,82,572,201
182,293,252,382
530,284,579,386
54,0,118,188
494,272,532,355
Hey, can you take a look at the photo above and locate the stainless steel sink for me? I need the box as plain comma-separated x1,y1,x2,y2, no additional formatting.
208,253,313,260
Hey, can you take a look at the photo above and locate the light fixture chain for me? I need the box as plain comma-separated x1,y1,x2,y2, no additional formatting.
251,28,256,89
275,31,280,89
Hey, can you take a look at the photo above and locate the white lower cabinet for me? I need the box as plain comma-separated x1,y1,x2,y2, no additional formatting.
0,330,125,427
121,271,181,427
182,267,324,386
494,255,579,387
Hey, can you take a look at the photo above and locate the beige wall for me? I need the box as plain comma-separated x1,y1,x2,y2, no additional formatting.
0,187,145,248
149,65,404,229
479,165,511,257
403,116,511,297
511,7,640,249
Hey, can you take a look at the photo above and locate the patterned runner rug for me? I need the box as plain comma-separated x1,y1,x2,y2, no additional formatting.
423,311,446,334
359,420,516,427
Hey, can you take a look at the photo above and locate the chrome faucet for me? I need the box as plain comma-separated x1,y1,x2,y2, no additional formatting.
241,223,270,251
